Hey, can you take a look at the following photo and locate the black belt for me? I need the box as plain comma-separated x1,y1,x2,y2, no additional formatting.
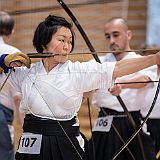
99,108,142,127
99,108,141,117
23,114,80,136
145,118,160,126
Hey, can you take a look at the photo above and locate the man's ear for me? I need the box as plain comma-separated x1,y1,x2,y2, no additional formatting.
3,29,14,42
127,30,132,40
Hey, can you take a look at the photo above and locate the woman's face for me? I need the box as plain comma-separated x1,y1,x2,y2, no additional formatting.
45,26,73,63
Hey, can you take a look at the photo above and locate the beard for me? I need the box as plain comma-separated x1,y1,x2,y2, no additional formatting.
110,43,126,52
110,44,120,51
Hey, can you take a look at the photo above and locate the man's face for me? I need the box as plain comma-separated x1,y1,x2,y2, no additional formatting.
104,21,131,53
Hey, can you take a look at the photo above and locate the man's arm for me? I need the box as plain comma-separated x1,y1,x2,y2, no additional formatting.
113,54,157,79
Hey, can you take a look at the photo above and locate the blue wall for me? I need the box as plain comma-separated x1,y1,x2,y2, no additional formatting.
147,0,160,46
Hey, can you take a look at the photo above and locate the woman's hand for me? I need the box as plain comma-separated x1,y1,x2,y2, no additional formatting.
5,52,31,68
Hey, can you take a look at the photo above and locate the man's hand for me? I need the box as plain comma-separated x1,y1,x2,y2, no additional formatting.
108,84,122,96
156,51,160,75
83,91,94,100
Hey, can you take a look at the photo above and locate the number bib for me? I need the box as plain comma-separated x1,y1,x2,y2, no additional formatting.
92,116,113,132
17,133,42,154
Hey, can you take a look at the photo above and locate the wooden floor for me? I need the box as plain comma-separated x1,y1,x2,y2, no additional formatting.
13,111,23,152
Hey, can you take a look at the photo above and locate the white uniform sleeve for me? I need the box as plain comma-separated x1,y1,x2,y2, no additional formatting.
71,61,116,92
8,67,27,93
139,65,157,81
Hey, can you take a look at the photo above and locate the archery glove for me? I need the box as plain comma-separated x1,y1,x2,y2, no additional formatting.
5,52,31,68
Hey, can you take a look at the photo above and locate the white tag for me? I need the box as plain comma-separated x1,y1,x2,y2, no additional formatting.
92,116,113,132
17,133,42,154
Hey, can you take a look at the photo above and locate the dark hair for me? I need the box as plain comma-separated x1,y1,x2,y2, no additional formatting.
33,15,75,53
0,11,15,36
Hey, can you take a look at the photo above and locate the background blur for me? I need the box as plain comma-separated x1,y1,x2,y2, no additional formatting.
1,0,159,154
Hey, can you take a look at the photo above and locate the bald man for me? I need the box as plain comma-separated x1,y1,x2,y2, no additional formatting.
88,18,156,160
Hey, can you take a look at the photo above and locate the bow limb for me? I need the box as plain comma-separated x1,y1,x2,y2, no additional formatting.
116,96,146,160
101,108,136,160
57,1,98,159
57,0,100,62
57,0,141,159
112,77,160,160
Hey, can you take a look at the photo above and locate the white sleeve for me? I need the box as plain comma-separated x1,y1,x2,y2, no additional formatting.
71,61,116,92
8,67,27,93
139,65,157,81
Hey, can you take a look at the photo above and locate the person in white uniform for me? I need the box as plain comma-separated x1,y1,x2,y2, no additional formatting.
88,17,156,160
0,11,22,160
0,14,160,160
141,65,160,159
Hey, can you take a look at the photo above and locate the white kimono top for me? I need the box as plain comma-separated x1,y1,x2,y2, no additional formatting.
9,60,115,120
91,52,153,112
